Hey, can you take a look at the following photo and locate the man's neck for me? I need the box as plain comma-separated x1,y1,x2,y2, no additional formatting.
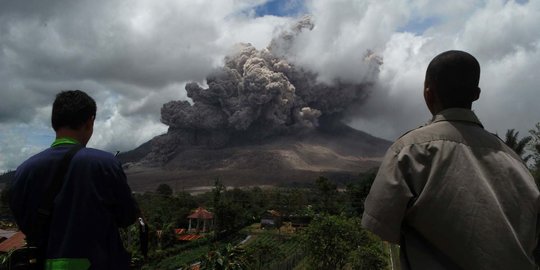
431,105,473,116
55,129,87,146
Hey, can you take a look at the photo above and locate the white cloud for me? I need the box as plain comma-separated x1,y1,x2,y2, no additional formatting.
458,0,540,60
476,43,540,136
0,125,49,173
350,0,540,140
89,105,168,153
348,32,433,139
1,0,540,171
288,0,409,83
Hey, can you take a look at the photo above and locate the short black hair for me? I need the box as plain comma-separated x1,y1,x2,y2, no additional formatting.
51,90,96,131
425,50,480,108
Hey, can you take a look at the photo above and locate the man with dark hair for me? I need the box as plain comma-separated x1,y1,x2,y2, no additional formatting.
10,90,139,269
362,51,539,269
424,50,481,109
51,90,97,132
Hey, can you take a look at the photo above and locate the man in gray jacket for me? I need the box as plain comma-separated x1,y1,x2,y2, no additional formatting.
362,50,539,269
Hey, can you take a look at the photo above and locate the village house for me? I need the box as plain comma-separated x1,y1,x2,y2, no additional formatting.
260,210,282,229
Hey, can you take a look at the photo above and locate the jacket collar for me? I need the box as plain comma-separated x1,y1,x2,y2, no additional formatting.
430,108,484,128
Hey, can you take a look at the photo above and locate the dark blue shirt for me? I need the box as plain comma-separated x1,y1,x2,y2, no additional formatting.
10,146,139,269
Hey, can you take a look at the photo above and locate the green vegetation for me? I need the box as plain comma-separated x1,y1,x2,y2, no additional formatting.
301,215,387,270
117,170,388,270
504,129,532,162
503,123,540,187
529,123,540,185
200,244,249,270
0,171,15,185
242,229,302,269
156,183,174,197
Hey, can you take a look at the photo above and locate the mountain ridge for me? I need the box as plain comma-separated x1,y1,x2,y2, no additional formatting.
120,123,391,192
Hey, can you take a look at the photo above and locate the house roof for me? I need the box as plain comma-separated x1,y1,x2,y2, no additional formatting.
263,210,281,217
0,229,17,240
178,234,204,241
0,231,26,253
187,207,213,219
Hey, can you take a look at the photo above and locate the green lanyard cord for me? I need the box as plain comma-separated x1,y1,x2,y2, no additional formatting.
51,137,80,148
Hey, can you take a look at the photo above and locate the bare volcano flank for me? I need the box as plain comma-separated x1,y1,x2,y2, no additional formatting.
120,122,390,192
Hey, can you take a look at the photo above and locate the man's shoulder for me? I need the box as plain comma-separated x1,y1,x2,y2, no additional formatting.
74,148,120,167
69,148,126,182
389,124,434,153
78,147,115,159
389,120,511,157
16,148,57,171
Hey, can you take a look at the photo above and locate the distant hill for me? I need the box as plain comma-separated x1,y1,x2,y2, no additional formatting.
120,123,391,192
117,140,153,164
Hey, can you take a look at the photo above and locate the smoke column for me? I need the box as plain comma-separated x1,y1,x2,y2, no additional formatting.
150,17,381,163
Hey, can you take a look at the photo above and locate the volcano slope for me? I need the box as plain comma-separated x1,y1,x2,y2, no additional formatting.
120,123,390,192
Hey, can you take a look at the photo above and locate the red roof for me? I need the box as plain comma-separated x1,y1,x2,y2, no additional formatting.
187,207,213,219
178,234,204,241
0,231,26,252
266,210,281,217
174,228,186,235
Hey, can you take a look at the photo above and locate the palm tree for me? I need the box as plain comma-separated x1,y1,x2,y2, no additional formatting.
504,129,532,163
529,123,540,186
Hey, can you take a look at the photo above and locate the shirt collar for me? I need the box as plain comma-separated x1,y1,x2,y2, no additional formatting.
51,137,80,147
430,108,484,128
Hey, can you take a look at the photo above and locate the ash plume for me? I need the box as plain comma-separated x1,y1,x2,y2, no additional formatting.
149,17,382,163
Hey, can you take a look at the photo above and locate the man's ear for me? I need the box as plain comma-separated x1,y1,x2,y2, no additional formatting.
472,87,481,102
424,87,432,102
84,115,95,131
424,87,436,114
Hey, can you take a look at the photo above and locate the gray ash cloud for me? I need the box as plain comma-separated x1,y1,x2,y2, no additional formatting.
148,17,381,163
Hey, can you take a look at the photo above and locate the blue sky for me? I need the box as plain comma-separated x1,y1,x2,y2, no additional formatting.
398,16,439,35
254,0,307,17
254,0,439,35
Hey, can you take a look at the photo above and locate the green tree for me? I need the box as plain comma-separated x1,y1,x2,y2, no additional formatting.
303,214,353,269
212,178,241,236
156,183,173,197
0,171,14,216
302,214,387,270
0,182,11,214
504,129,532,162
348,243,388,270
287,188,308,215
346,169,378,216
314,176,339,214
529,123,540,185
212,178,225,236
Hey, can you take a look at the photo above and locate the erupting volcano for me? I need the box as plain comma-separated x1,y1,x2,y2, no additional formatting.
120,17,390,191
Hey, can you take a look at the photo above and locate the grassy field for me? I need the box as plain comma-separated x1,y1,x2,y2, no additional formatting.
142,224,392,270
138,223,306,270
